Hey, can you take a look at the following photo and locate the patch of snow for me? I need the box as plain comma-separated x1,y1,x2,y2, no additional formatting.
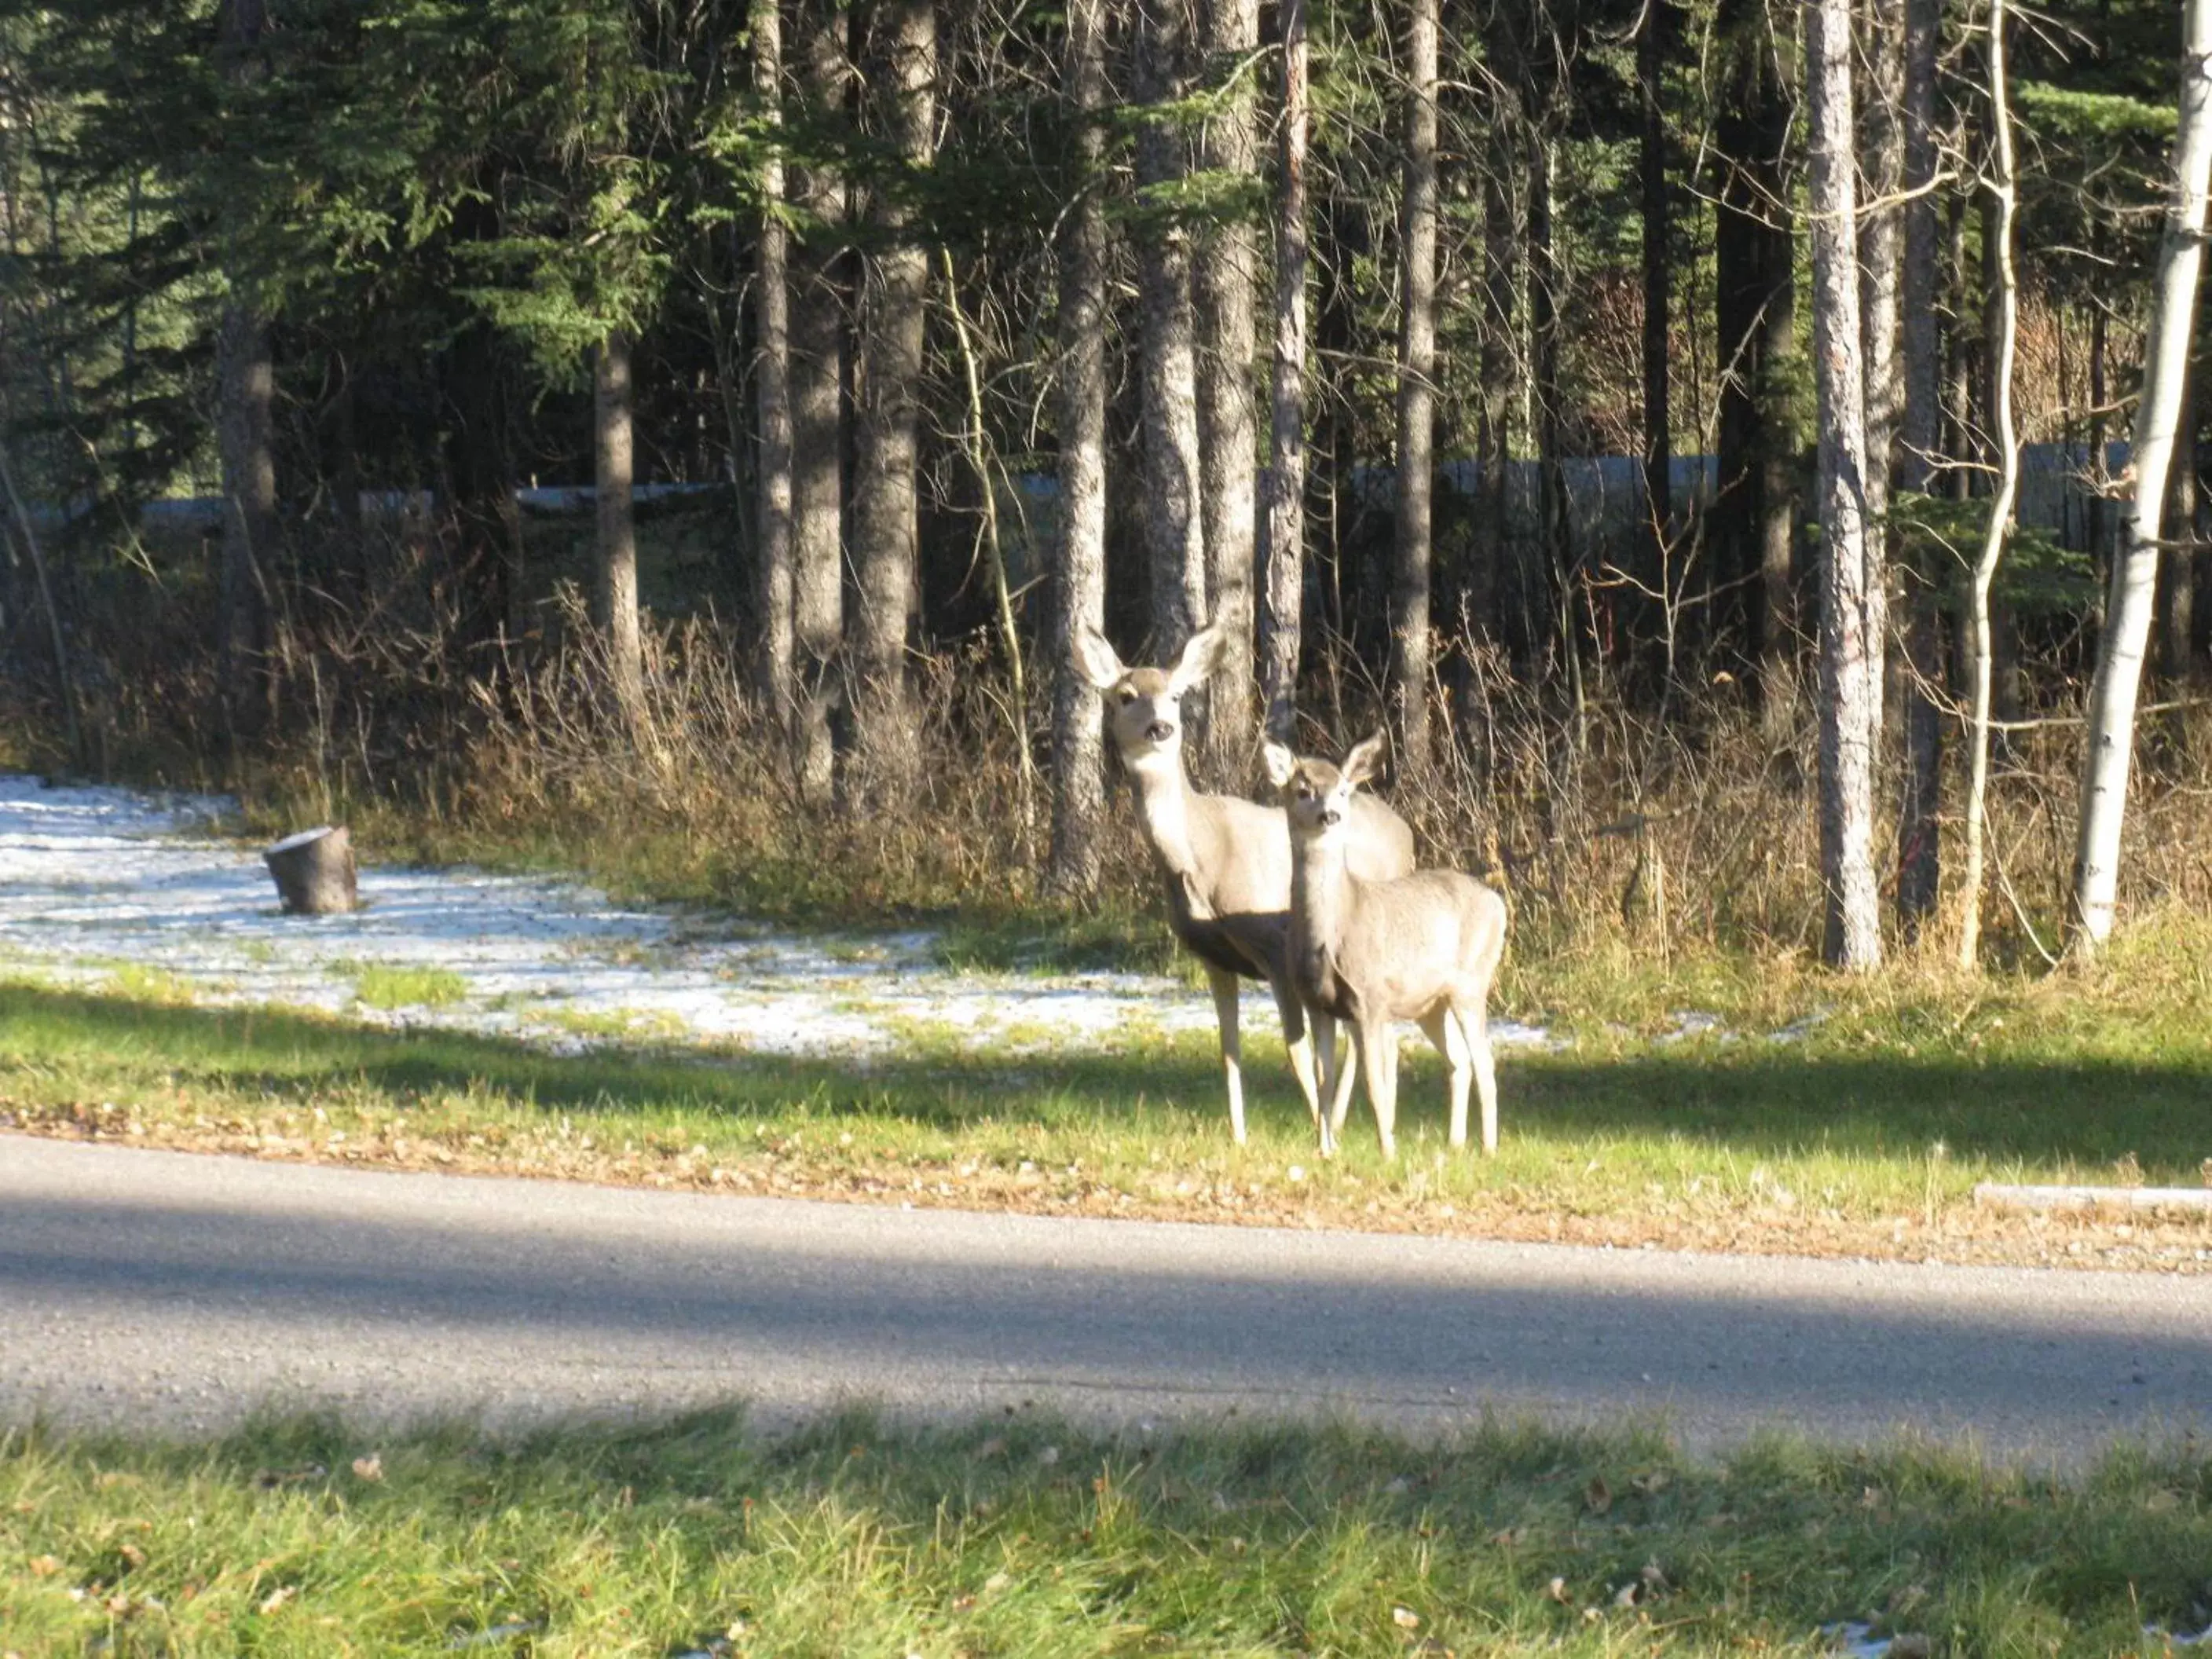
0,775,1555,1063
266,826,338,854
1817,1622,1894,1658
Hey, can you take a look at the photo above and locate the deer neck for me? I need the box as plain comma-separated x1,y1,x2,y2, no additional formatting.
1289,827,1351,976
1126,752,1203,884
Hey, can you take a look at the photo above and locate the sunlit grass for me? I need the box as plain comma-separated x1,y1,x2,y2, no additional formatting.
4,1408,2208,1657
5,939,2212,1265
352,965,470,1010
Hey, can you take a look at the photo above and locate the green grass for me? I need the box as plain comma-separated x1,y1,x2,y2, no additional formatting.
351,965,470,1011
5,941,2212,1263
5,1408,2209,1656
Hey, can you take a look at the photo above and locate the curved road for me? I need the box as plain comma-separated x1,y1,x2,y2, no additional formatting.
3,1135,2207,1463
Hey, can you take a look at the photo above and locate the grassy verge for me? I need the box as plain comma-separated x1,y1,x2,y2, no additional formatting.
5,1406,2210,1657
5,935,2212,1269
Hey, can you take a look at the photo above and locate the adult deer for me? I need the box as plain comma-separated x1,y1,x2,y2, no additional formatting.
1264,733,1507,1159
1079,623,1415,1144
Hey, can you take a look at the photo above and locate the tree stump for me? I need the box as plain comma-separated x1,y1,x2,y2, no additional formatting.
263,826,357,914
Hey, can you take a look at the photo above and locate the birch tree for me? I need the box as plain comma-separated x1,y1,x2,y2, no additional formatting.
1259,0,1309,737
789,0,849,808
1046,0,1111,899
1137,0,1208,666
1389,0,1439,774
751,0,796,720
2072,0,2212,955
850,0,937,799
1957,0,2020,969
1195,0,1259,779
1806,0,1882,969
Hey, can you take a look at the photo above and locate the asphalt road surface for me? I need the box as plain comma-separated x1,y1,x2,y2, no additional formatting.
4,1135,2207,1463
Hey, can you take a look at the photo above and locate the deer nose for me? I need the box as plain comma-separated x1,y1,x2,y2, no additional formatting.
1320,807,1342,828
1144,721,1174,743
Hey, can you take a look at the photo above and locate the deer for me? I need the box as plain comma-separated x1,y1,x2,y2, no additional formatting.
1262,733,1507,1160
1078,622,1415,1147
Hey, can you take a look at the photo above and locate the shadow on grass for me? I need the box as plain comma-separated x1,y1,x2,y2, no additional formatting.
14,1405,2212,1655
6,980,2212,1179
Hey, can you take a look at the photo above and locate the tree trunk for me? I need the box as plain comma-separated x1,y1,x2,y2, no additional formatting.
1390,0,1439,774
1805,0,1882,970
790,0,850,808
2160,351,2199,678
1531,134,1571,683
752,0,796,717
216,298,275,746
1712,0,1797,689
1636,0,1673,672
2073,0,2212,955
1475,126,1515,662
1046,0,1111,901
1957,0,2021,971
1859,0,1905,744
1195,0,1259,780
215,0,273,753
1259,0,1309,738
849,0,936,802
593,328,645,727
1894,0,1943,938
1137,0,1207,674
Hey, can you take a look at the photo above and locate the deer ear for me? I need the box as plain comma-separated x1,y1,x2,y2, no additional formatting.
1166,623,1229,694
1075,628,1126,692
1261,741,1298,792
1342,732,1386,789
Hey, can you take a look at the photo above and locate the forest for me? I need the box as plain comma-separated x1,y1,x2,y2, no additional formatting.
0,0,2205,977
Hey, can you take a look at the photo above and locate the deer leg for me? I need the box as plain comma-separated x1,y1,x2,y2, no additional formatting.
1324,1012,1360,1147
1466,998,1500,1155
1270,973,1324,1137
1422,1009,1472,1150
1359,1020,1399,1160
1310,1009,1342,1158
1208,965,1247,1144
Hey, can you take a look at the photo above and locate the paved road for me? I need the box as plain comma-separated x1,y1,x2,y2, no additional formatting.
4,1135,2208,1463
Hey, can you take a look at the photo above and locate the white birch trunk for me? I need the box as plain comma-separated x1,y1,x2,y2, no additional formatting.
2072,0,2212,955
1259,0,1309,738
1137,0,1208,664
1389,0,1439,775
1805,0,1882,970
752,0,796,717
1196,0,1260,779
1957,0,2020,969
1046,0,1112,899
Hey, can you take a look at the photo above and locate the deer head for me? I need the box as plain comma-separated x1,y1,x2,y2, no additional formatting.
1077,622,1229,778
1263,733,1386,845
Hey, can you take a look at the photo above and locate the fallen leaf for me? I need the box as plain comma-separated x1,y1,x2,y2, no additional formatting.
27,1555,60,1577
983,1571,1012,1594
258,1586,297,1616
118,1543,146,1569
1392,1606,1423,1629
351,1455,384,1482
1545,1577,1569,1604
1037,1445,1060,1467
975,1437,1006,1459
1612,1581,1639,1609
1383,1477,1412,1496
1584,1475,1613,1515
